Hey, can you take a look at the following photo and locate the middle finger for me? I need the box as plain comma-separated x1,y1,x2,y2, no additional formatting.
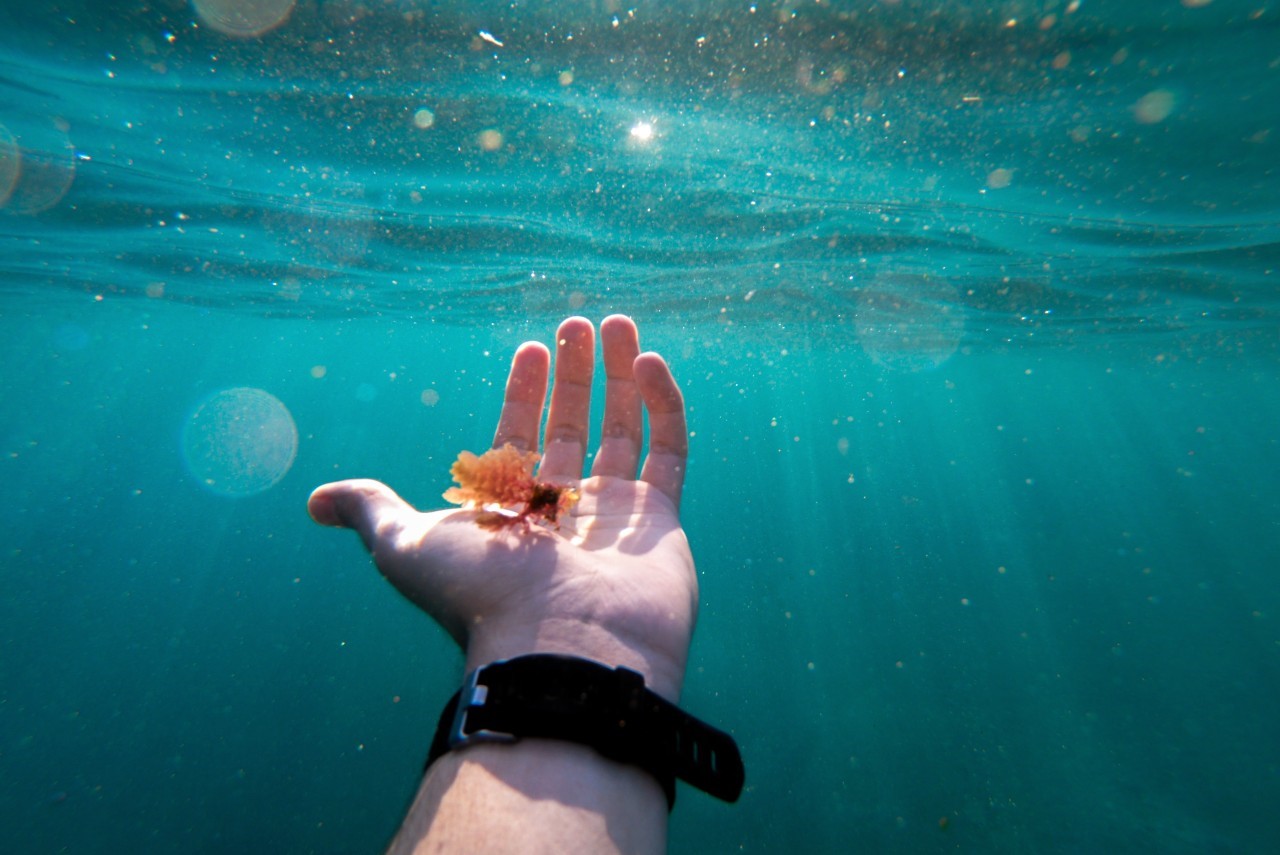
538,317,595,480
590,314,643,479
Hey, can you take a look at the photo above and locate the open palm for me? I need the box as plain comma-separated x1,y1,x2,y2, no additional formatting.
307,316,696,700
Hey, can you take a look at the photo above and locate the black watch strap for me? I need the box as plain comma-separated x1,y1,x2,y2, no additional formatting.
424,654,745,809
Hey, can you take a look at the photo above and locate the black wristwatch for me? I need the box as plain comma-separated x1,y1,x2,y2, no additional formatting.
424,654,745,809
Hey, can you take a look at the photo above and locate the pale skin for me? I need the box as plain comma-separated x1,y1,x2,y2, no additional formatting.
307,315,695,854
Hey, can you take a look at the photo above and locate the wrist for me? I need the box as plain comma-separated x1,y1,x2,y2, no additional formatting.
464,620,688,701
427,653,746,810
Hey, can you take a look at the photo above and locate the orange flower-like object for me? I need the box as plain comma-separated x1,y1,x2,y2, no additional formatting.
443,444,579,530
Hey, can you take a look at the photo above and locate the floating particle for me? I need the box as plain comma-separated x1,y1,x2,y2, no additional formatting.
986,168,1013,189
1134,89,1176,124
412,108,435,130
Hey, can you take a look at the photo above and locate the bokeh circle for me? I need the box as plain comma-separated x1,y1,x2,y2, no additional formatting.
0,123,18,207
182,387,298,496
1,117,76,214
192,0,296,38
854,273,966,371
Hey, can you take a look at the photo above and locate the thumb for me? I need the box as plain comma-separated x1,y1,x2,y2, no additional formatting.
307,478,415,555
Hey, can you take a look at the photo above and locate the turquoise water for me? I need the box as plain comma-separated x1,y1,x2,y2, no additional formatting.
3,1,1279,852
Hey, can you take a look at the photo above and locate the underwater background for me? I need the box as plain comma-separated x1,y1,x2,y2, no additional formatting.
2,0,1278,852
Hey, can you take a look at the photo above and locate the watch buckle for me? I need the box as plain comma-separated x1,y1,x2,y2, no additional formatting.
448,663,519,750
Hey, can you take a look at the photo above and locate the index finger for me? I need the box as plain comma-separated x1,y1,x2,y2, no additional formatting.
634,351,688,509
492,341,551,453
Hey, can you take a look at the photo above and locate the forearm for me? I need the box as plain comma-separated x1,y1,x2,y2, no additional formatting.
385,575,691,854
388,738,668,855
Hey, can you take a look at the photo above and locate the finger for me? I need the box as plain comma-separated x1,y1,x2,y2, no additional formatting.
539,317,595,480
307,479,416,555
591,314,643,479
635,351,688,510
492,341,550,453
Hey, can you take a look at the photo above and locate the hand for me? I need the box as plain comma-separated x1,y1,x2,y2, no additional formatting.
307,315,695,700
